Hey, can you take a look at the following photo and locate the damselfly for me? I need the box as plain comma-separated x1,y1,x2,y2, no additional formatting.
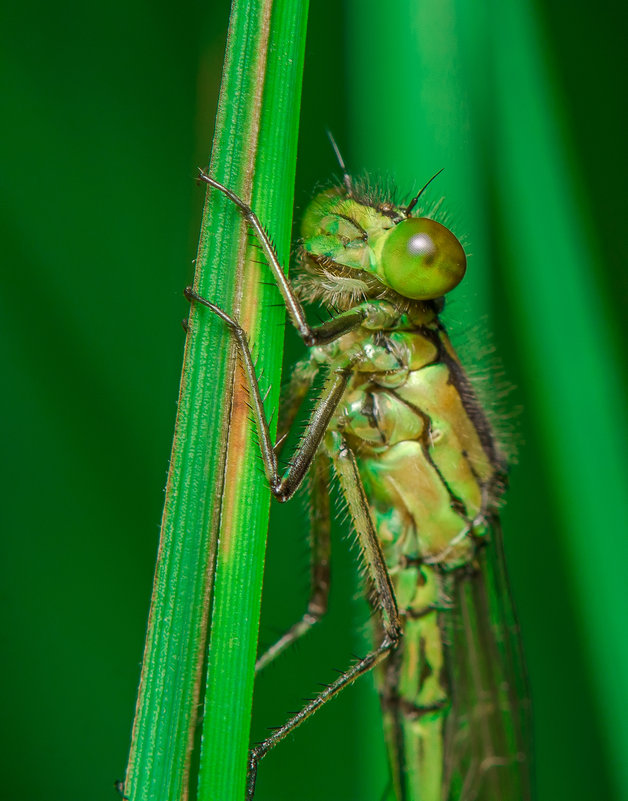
186,143,532,801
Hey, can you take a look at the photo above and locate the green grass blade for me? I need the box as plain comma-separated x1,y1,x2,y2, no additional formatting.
196,5,309,799
123,2,309,800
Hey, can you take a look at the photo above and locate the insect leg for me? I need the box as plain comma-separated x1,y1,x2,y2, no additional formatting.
255,448,331,672
216,350,330,669
246,438,402,799
332,438,401,636
197,172,366,346
185,289,353,501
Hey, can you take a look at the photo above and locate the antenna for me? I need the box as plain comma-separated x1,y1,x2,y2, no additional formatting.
326,130,353,196
405,168,444,215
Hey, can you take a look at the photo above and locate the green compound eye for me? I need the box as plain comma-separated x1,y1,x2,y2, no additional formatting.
381,218,466,300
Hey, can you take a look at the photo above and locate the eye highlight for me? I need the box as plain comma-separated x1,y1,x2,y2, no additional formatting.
381,217,466,300
406,232,437,259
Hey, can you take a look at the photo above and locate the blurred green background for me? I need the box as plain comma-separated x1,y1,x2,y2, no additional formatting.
2,1,626,800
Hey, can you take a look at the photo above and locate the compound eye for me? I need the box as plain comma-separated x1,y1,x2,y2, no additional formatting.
381,217,466,300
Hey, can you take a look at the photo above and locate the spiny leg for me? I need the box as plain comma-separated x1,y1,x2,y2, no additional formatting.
332,438,400,635
186,288,353,502
196,172,367,346
255,448,331,672
246,437,403,799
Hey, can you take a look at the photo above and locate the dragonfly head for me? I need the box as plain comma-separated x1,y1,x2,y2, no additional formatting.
298,184,466,309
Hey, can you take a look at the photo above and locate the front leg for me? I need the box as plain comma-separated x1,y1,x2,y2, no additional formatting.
186,288,354,501
197,172,367,346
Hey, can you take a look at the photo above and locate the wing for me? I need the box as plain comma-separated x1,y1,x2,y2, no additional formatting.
441,516,533,801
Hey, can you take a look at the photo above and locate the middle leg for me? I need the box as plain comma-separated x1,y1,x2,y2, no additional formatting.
255,448,332,672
